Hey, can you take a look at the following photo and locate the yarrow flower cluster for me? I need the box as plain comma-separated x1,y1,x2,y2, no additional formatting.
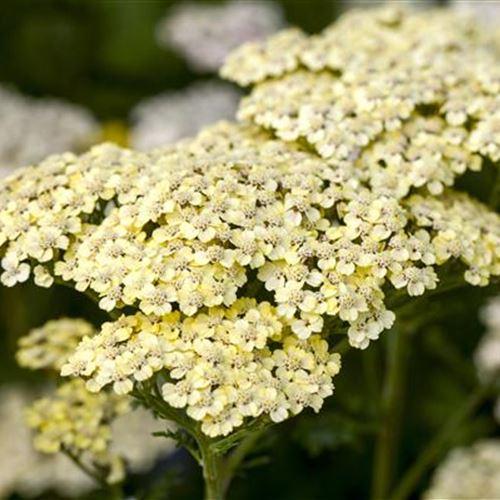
222,7,500,197
424,439,500,499
19,381,174,492
156,0,284,72
1,120,498,352
1,6,499,440
130,81,240,150
62,299,341,437
0,86,97,177
25,379,129,484
0,385,95,498
14,318,175,487
17,318,95,371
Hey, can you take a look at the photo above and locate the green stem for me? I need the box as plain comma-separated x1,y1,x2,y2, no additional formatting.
389,384,491,500
109,482,123,500
334,336,351,355
134,383,266,500
221,427,266,493
63,448,107,487
198,436,225,500
363,345,381,416
371,326,408,500
489,166,500,211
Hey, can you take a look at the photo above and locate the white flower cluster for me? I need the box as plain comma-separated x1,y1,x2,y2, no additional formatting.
451,0,500,28
156,0,284,72
0,86,97,177
476,296,500,423
222,6,500,198
424,439,500,499
131,81,240,150
62,299,341,437
0,385,173,498
1,121,498,352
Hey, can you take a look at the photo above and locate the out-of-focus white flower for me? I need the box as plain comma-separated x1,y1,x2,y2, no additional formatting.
0,86,98,177
130,81,240,150
451,1,500,27
156,0,285,72
342,0,434,11
0,385,174,498
424,439,500,499
475,296,500,379
0,385,94,498
477,296,500,425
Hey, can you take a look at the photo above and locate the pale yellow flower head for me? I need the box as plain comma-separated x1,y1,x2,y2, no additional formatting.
62,299,341,437
222,6,500,196
25,379,129,484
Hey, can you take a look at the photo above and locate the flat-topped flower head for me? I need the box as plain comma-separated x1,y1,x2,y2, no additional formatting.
62,299,341,437
130,81,240,150
0,116,500,347
0,384,174,497
156,0,284,72
0,117,499,351
1,4,500,447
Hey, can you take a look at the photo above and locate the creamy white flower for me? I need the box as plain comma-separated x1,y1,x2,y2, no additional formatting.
0,86,97,176
156,0,284,72
131,81,240,150
424,440,500,500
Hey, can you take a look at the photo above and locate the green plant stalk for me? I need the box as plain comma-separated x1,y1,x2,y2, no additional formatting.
221,427,267,493
371,326,408,500
64,447,123,499
133,383,267,500
198,436,225,500
63,448,107,488
363,345,382,416
489,167,500,211
389,383,491,500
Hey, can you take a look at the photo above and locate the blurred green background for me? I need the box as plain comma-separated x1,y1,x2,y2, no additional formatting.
0,0,345,121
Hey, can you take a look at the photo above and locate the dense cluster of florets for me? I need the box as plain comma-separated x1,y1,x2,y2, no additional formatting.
61,299,341,437
222,7,500,197
424,439,500,499
25,379,129,484
1,121,498,351
0,385,173,497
